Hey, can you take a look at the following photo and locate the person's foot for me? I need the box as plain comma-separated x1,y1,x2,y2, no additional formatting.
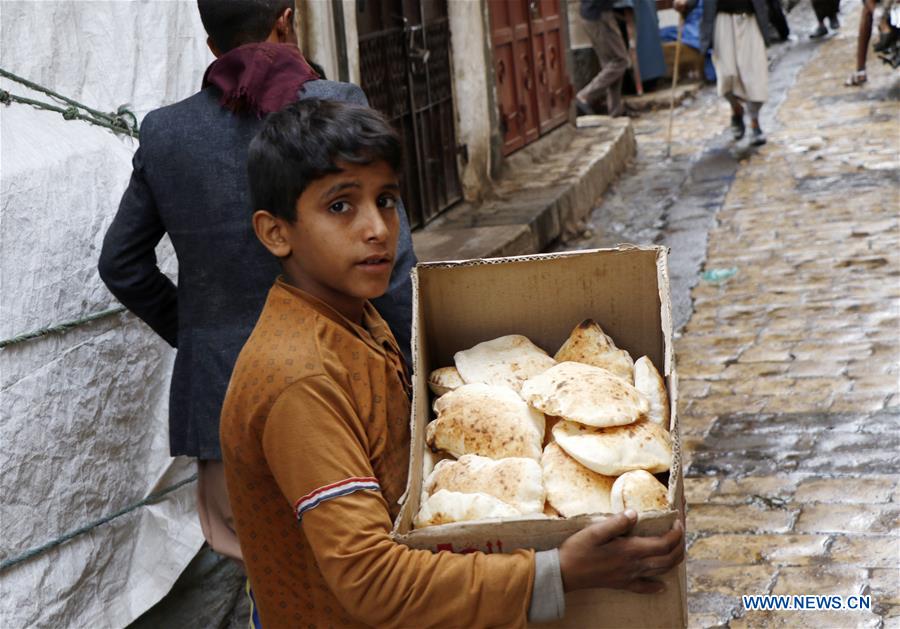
844,69,867,86
810,23,828,38
730,114,746,140
828,15,840,30
750,126,767,146
575,98,595,116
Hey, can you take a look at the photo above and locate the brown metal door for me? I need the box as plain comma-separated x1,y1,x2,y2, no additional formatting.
357,0,463,229
489,0,571,155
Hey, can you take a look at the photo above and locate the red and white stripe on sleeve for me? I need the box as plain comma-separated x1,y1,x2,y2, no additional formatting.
293,477,381,522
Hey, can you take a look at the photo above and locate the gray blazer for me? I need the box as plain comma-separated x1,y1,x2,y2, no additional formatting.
98,80,416,460
685,0,770,53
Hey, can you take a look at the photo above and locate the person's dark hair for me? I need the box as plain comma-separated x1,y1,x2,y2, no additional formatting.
198,0,292,52
248,100,402,222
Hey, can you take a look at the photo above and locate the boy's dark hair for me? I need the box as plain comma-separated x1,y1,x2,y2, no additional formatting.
248,100,402,222
198,0,292,53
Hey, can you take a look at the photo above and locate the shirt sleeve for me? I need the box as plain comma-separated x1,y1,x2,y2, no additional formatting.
262,375,535,629
98,144,178,347
529,549,566,623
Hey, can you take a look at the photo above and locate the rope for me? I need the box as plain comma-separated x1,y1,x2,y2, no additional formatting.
0,72,184,577
0,68,139,138
0,474,198,573
0,306,128,349
0,68,142,347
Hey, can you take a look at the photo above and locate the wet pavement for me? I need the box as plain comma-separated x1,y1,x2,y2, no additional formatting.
558,4,900,628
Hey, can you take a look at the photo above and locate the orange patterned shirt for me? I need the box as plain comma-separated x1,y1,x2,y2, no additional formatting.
220,278,535,628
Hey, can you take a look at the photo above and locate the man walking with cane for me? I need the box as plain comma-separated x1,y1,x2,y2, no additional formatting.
676,0,770,145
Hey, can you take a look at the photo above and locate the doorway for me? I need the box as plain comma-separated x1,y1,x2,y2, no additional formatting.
357,0,463,229
488,0,571,156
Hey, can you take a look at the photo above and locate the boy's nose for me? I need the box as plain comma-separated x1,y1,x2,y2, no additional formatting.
361,204,391,242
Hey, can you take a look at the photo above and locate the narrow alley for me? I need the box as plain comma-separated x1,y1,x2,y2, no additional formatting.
562,4,900,627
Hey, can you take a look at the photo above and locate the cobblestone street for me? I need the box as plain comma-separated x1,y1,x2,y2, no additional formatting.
562,6,899,628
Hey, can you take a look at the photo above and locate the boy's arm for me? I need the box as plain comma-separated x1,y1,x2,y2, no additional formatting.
263,376,536,628
98,145,178,347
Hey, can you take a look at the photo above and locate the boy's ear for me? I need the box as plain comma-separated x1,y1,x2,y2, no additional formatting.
274,7,296,44
253,210,292,258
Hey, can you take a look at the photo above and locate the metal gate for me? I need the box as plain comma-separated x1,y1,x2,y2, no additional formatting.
357,0,462,229
489,0,571,156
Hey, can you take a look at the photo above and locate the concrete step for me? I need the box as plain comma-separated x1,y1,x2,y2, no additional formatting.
412,117,635,262
624,80,704,113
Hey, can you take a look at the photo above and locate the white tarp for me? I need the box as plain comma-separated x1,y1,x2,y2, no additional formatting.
1,0,212,120
1,1,214,626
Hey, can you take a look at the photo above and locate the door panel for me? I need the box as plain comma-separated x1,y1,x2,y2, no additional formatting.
489,0,540,154
489,0,571,155
539,0,570,126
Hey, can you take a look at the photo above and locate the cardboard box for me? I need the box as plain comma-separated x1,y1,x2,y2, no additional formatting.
392,246,687,628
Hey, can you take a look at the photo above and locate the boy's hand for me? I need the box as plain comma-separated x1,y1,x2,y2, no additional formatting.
558,510,684,594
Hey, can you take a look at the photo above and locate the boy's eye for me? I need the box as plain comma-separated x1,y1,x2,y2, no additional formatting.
328,201,351,214
378,195,398,209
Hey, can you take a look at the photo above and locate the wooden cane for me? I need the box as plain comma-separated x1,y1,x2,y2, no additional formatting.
665,17,685,158
625,10,643,95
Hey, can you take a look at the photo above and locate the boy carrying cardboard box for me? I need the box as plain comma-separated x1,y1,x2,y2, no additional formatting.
98,0,416,564
220,100,684,628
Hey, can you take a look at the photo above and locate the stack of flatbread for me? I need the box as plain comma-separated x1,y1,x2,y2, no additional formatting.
416,321,672,528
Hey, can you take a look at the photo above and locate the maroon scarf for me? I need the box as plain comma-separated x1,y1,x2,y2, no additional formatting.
202,42,320,116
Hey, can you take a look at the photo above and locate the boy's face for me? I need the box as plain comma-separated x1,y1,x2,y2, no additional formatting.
261,160,401,321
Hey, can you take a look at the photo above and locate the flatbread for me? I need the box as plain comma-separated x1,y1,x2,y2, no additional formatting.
454,335,556,392
428,366,465,396
610,470,669,513
414,489,520,528
633,356,670,427
520,361,650,428
420,449,453,506
541,442,616,517
424,454,545,515
552,418,672,476
426,383,545,460
554,319,634,382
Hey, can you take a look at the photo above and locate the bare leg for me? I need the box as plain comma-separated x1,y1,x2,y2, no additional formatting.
723,92,746,139
857,1,874,71
724,91,744,117
746,101,763,128
746,101,766,144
